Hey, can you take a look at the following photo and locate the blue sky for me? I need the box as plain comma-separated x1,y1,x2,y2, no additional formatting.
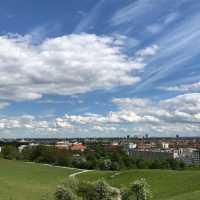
0,0,200,138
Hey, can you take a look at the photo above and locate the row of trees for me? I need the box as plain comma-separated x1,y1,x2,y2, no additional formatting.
53,177,152,200
0,144,186,171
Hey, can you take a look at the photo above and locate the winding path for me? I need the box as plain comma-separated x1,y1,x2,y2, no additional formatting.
25,161,121,199
69,169,93,177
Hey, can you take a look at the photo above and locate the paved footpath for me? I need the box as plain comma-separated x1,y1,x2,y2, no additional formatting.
25,161,77,170
69,169,93,177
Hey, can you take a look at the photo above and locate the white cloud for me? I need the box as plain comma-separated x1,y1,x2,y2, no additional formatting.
114,93,200,124
56,93,200,136
0,115,73,136
161,81,200,92
0,33,145,105
1,93,200,137
55,118,73,129
112,97,151,108
135,45,159,62
0,115,47,130
92,125,116,132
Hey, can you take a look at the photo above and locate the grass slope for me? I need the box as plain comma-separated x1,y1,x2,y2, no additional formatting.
77,170,200,200
1,159,200,200
0,159,79,200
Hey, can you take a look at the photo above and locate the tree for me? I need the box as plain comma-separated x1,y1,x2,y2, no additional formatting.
78,180,96,200
93,179,118,200
136,159,148,169
131,178,152,200
99,159,112,170
1,145,18,160
111,161,121,171
55,186,77,200
54,178,79,200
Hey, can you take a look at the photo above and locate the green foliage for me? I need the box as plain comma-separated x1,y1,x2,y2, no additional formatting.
2,143,188,171
78,180,96,200
92,179,118,200
132,178,152,200
99,159,112,170
1,145,18,160
64,178,80,194
55,186,78,200
21,145,72,166
55,178,118,200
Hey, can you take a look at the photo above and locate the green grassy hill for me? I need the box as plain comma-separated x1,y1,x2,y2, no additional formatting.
0,158,200,200
0,159,80,200
78,170,200,200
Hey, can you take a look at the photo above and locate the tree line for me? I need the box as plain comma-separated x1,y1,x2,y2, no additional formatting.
0,144,186,170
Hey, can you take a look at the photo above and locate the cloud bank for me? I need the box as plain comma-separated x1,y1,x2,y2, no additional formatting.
1,93,200,137
55,93,200,137
0,33,144,105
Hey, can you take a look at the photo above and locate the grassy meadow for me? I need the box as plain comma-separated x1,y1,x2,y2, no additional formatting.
0,159,80,200
78,169,200,200
0,158,200,199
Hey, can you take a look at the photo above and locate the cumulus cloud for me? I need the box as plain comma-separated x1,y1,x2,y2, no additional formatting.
55,118,73,129
161,81,200,92
0,115,74,136
0,33,145,105
1,93,200,137
56,93,200,136
0,115,47,130
112,98,151,108
134,45,159,63
135,45,159,57
114,93,200,124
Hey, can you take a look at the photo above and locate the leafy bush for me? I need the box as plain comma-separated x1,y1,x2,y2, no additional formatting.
132,178,152,200
54,178,119,200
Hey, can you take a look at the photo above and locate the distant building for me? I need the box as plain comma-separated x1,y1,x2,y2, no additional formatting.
111,142,119,146
161,142,169,149
126,143,137,149
55,141,86,152
174,148,200,165
70,143,86,152
192,150,200,165
128,149,174,160
55,141,70,150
